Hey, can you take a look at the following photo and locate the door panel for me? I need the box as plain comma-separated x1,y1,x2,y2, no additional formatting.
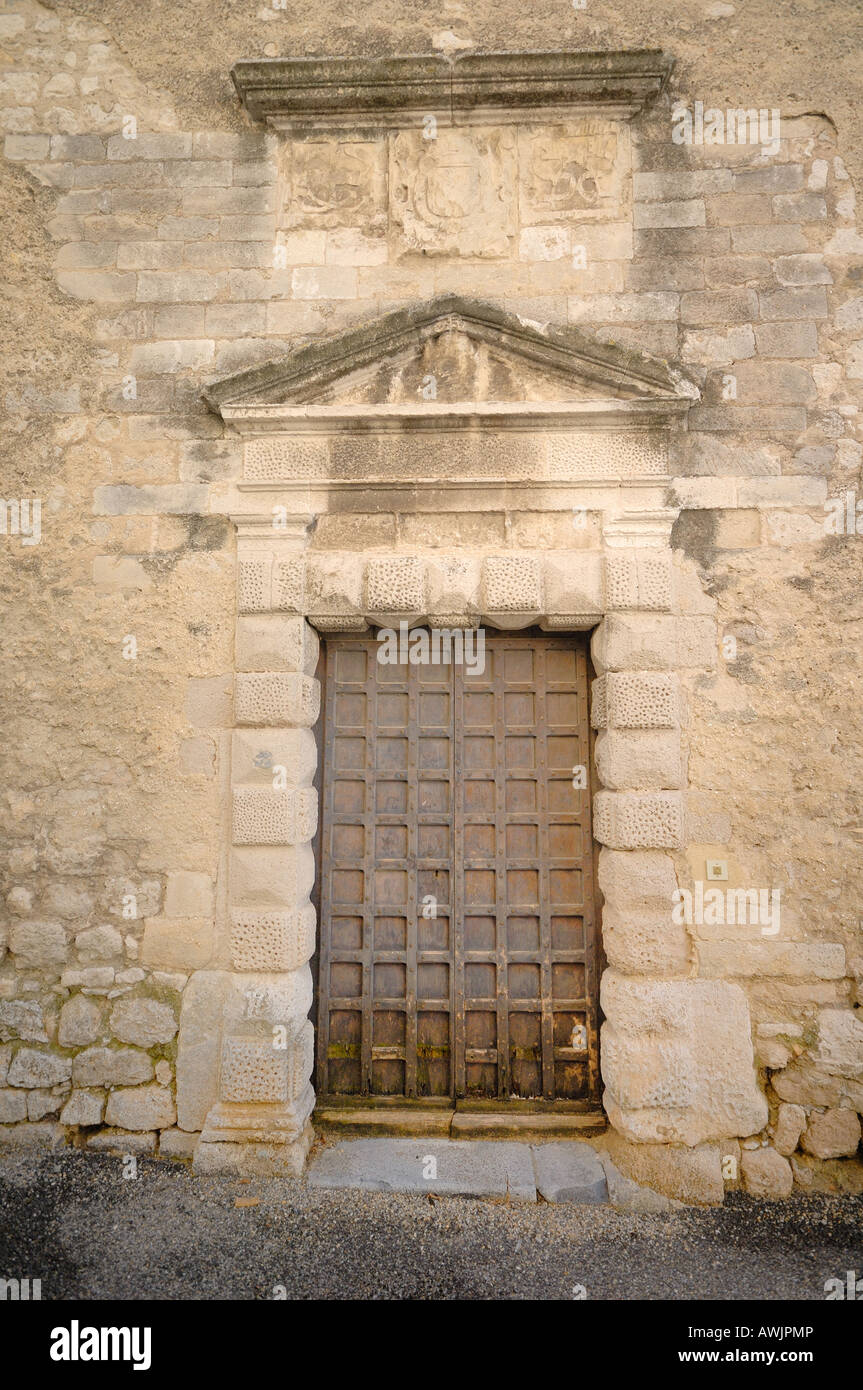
317,633,599,1107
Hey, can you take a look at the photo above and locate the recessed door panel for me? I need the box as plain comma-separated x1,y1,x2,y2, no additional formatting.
317,634,599,1106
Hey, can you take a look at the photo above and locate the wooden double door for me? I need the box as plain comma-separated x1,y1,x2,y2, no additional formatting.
315,632,600,1109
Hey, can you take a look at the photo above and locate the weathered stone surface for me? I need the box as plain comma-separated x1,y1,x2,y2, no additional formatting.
75,924,123,962
740,1147,794,1198
814,1009,863,1077
60,1089,106,1126
773,1103,807,1156
72,1047,154,1088
158,1127,198,1159
7,1048,72,1088
800,1109,861,1159
110,998,178,1048
140,918,214,972
772,1065,843,1108
0,1122,62,1150
193,1126,312,1177
530,1142,608,1203
308,1138,537,1201
163,871,215,919
105,1084,177,1132
87,1129,157,1155
601,973,767,1144
58,995,102,1047
28,1089,64,1121
595,1151,680,1212
0,1001,49,1043
603,1130,724,1204
176,971,232,1132
0,1089,28,1123
9,921,67,969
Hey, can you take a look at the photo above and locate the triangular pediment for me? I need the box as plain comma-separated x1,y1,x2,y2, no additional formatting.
203,297,697,414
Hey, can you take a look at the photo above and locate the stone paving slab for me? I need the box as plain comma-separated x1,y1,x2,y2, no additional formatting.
308,1137,537,1201
531,1140,608,1204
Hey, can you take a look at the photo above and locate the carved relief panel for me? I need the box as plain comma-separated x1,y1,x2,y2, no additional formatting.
518,119,631,225
389,127,517,258
280,138,387,231
276,119,629,256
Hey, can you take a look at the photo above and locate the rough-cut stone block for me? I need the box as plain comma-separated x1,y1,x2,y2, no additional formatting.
87,1129,157,1155
595,729,683,791
60,1090,105,1127
105,1084,176,1132
231,728,316,787
601,973,767,1146
164,871,214,918
158,1128,198,1159
601,905,690,976
604,552,672,611
698,941,846,980
773,1103,806,1156
230,905,316,972
9,921,67,969
110,998,177,1048
365,557,426,615
234,673,320,727
232,788,318,845
740,1147,793,1198
772,1065,842,1108
75,924,122,963
0,1001,48,1044
140,918,214,972
814,1008,863,1077
7,1048,72,1088
593,791,684,849
481,556,542,614
222,967,313,1036
603,1130,724,1204
235,615,319,674
230,845,316,912
0,1090,27,1122
305,554,365,624
72,1047,154,1088
592,615,717,673
220,1038,289,1104
800,1108,861,1159
58,995,102,1047
591,672,678,729
176,971,232,1132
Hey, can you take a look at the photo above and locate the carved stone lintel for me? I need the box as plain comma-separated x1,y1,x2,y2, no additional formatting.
232,51,674,130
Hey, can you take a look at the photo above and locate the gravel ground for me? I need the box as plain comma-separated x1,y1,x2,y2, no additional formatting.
0,1148,861,1301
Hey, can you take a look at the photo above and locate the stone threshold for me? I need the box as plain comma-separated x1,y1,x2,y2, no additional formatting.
315,1105,607,1141
307,1135,672,1208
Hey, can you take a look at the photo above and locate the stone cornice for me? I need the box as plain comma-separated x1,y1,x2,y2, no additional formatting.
217,399,691,434
231,50,674,131
203,296,698,414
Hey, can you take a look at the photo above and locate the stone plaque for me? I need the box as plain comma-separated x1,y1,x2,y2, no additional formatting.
281,138,387,230
518,120,630,225
390,127,517,258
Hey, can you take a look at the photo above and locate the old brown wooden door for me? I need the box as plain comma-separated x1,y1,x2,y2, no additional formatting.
316,633,600,1108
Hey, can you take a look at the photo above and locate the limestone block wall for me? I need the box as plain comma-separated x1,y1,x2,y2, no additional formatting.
1,0,861,1198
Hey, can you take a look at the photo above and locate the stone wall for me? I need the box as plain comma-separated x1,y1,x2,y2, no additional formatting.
1,0,862,1199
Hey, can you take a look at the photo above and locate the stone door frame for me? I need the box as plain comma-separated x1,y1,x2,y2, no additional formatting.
187,416,720,1172
179,297,769,1182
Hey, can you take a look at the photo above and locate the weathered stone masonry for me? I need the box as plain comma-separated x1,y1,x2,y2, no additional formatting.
1,6,862,1201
